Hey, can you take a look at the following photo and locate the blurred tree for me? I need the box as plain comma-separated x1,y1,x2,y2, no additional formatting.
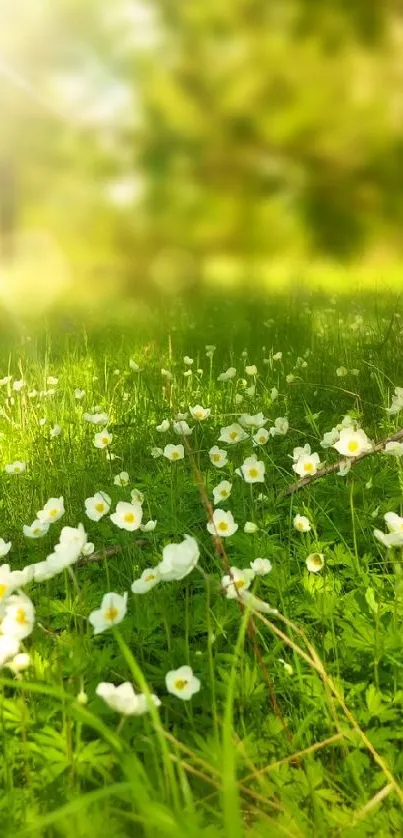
1,0,403,293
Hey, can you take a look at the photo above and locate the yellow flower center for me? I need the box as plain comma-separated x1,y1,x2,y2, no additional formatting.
0,583,7,599
220,490,228,498
248,467,259,478
348,440,359,453
171,451,180,460
234,579,245,590
15,608,28,625
104,606,119,622
101,436,109,445
212,454,221,463
14,466,21,473
303,462,314,473
95,502,105,513
229,431,238,441
145,574,155,582
33,528,41,534
174,678,188,690
217,521,228,532
123,512,135,524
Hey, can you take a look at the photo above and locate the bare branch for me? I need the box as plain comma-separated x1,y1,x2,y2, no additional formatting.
284,427,403,496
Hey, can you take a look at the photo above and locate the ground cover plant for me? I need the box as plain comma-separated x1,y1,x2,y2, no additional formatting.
1,290,403,837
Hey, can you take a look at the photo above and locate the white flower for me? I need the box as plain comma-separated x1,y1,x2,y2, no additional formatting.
82,542,95,556
253,428,270,445
37,497,64,524
183,356,193,366
207,509,238,538
49,424,62,438
189,404,210,421
96,682,160,715
239,412,267,429
250,557,272,575
0,635,20,667
336,366,348,377
129,359,141,372
163,444,184,461
6,652,31,673
13,379,25,391
217,367,237,381
47,376,58,386
383,441,403,456
131,567,161,593
292,452,321,477
151,447,163,458
286,374,296,384
5,461,26,474
156,419,170,432
0,564,20,603
173,420,193,436
209,446,228,468
0,539,11,558
110,501,143,531
84,411,109,425
337,460,352,476
269,416,289,436
320,428,340,448
175,412,188,421
2,594,35,639
219,423,248,445
161,368,173,380
212,480,232,505
333,428,372,458
114,472,130,487
157,535,199,581
244,521,258,533
240,455,265,483
140,520,157,532
386,387,403,416
221,566,255,599
88,592,128,634
165,665,200,701
23,519,49,539
306,552,325,573
0,375,11,386
245,365,257,376
56,524,87,557
239,590,277,613
293,514,311,533
130,488,144,504
85,492,111,521
246,385,255,396
93,429,113,449
270,387,279,401
74,388,85,400
291,444,311,461
235,394,244,404
273,352,282,361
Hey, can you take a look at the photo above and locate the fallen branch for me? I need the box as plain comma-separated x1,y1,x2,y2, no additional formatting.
284,427,403,496
77,541,148,566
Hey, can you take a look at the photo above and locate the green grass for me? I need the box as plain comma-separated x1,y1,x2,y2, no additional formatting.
1,290,403,837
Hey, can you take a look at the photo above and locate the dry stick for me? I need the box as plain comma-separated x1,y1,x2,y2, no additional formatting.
183,436,291,742
242,732,344,784
77,540,149,567
350,783,394,827
253,609,403,805
284,427,403,496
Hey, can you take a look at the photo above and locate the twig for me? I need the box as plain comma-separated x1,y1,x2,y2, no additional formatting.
284,427,403,496
77,541,148,567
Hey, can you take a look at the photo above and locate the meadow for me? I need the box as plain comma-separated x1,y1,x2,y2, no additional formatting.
1,289,403,837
